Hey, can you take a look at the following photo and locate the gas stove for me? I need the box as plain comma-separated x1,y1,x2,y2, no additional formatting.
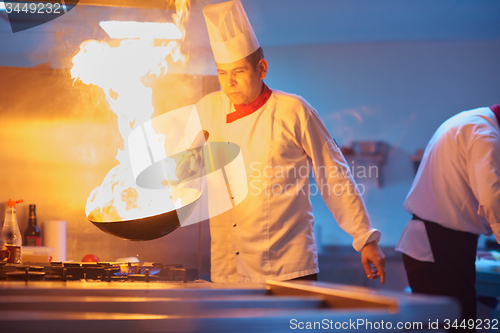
0,262,199,283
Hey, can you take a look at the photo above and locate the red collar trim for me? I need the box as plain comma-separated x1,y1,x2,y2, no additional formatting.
489,104,500,126
226,84,272,124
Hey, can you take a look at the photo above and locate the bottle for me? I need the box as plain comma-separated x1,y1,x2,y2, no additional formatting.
0,199,23,264
24,205,41,246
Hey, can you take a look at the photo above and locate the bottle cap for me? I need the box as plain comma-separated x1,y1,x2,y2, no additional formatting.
7,199,23,207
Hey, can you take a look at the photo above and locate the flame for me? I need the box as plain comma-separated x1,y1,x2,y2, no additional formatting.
171,0,190,64
71,0,191,222
99,21,182,40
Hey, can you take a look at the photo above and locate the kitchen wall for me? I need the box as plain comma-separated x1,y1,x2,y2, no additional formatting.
0,65,218,269
261,38,500,248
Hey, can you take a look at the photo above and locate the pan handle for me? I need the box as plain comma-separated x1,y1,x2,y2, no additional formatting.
189,130,209,149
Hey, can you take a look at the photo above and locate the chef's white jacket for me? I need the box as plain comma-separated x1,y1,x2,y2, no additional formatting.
196,89,380,282
396,107,500,262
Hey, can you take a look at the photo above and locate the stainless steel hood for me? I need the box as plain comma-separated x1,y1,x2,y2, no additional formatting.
29,0,178,10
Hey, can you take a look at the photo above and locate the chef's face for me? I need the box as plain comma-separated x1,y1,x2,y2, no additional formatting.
216,57,268,105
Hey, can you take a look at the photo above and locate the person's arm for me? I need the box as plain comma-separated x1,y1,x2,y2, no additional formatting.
301,105,385,283
467,133,500,242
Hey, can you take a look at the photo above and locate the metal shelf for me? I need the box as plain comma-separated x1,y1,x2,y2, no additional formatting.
341,141,389,188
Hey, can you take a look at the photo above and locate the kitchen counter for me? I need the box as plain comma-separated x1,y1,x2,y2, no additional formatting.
0,280,459,332
476,271,500,298
476,256,500,298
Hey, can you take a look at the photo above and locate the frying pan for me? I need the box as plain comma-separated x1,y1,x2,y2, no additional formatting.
88,131,208,241
89,187,201,241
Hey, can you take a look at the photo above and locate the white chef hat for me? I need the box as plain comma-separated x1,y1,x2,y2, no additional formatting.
203,0,260,64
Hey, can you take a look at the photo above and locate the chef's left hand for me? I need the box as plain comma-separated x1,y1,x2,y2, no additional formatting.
361,242,386,284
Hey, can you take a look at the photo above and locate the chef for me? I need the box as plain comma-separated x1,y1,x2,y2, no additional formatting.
195,0,385,283
396,105,500,327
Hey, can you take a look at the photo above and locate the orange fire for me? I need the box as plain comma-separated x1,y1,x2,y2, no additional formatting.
171,0,190,64
71,1,191,222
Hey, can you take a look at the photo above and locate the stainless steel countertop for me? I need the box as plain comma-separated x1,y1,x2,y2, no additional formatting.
0,280,460,333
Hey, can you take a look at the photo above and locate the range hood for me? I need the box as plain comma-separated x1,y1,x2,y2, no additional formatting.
26,0,178,10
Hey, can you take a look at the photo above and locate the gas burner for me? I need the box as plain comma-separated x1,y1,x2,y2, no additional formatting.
6,271,45,281
14,264,44,272
0,262,199,283
127,273,160,282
